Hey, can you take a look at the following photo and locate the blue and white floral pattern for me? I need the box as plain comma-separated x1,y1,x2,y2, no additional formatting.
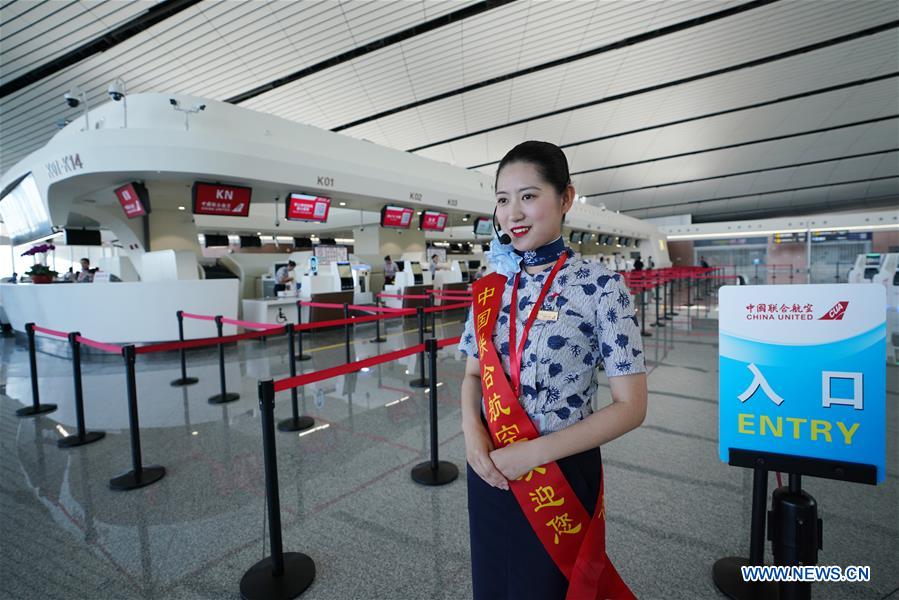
459,256,646,434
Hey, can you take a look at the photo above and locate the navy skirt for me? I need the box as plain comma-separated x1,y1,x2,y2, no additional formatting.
467,445,603,600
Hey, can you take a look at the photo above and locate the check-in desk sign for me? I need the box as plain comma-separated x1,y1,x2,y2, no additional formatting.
719,284,886,484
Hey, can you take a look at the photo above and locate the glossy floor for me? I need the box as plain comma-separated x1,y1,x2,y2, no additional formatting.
1,304,896,599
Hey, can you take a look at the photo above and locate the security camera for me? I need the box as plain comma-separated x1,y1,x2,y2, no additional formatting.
107,81,125,101
169,98,179,107
194,104,206,111
63,92,80,108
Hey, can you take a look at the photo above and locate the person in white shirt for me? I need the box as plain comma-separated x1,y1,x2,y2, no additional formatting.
274,260,296,293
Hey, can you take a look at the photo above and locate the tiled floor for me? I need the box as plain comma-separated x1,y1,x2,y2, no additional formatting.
1,299,896,599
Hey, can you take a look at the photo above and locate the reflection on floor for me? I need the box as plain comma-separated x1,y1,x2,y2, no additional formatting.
1,304,896,599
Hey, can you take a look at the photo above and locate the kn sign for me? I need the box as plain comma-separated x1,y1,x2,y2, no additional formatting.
192,182,252,217
719,284,886,481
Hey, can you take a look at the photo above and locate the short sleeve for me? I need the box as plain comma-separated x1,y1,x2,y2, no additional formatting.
458,305,478,358
596,274,646,376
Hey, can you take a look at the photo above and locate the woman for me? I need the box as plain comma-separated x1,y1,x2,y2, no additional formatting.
458,141,647,600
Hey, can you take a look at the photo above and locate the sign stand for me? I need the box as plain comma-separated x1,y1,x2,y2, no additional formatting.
716,284,885,600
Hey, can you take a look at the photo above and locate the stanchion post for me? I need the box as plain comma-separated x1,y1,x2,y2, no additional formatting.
240,380,315,599
295,301,311,361
411,338,459,486
343,303,352,364
278,325,314,432
661,276,672,320
371,298,387,343
16,322,57,417
409,307,429,388
640,288,651,337
209,315,239,404
668,276,678,317
58,332,105,447
171,310,199,386
712,465,778,598
109,345,165,491
651,281,665,328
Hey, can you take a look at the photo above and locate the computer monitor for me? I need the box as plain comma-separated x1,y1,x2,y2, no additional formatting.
468,260,481,269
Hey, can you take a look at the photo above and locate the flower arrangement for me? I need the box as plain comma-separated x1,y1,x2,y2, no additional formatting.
21,243,58,281
20,243,56,256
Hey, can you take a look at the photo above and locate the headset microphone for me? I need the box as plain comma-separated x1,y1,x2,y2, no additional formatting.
492,207,511,245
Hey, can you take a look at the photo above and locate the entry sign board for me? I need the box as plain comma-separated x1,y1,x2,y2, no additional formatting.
719,284,886,482
114,182,148,218
192,182,252,217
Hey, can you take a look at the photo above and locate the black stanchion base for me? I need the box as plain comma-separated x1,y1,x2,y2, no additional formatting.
662,316,673,321
641,331,652,337
409,378,430,388
240,552,316,600
57,431,105,448
170,376,199,387
16,403,57,417
370,337,387,343
277,416,315,432
295,354,312,362
209,392,240,405
109,465,166,491
712,556,779,600
650,323,666,328
411,461,459,486
670,311,679,316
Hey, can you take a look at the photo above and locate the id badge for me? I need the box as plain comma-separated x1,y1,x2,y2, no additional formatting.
536,310,558,321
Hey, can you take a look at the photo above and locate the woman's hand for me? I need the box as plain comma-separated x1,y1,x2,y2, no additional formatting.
464,422,509,490
490,440,542,482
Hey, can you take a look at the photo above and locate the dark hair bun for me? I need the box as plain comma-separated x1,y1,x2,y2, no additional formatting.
496,141,571,195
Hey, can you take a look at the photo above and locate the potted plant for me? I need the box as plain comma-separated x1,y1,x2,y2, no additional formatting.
25,264,58,283
21,243,58,283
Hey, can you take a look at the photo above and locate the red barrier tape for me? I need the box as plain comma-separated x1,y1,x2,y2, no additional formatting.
135,326,283,355
75,336,124,354
31,325,69,339
377,293,430,300
300,301,347,309
274,343,426,392
437,336,461,349
219,316,283,330
294,309,416,332
180,312,217,322
428,289,471,295
424,301,471,314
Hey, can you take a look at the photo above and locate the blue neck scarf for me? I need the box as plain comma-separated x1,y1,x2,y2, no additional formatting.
514,236,568,266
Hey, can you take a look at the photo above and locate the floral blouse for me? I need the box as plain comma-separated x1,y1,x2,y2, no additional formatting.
458,256,646,434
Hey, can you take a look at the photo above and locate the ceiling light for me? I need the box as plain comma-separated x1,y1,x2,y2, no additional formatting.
339,201,346,206
178,206,185,211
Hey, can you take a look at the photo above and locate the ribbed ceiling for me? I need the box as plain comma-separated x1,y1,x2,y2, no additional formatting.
1,0,896,222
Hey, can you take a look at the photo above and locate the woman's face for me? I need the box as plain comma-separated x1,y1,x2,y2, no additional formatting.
495,161,573,251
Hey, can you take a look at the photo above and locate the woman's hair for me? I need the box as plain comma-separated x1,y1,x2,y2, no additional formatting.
495,141,571,195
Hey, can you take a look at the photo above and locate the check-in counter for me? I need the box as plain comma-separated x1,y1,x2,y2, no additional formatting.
0,279,239,343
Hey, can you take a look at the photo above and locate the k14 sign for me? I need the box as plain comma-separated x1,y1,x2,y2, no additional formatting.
719,284,886,481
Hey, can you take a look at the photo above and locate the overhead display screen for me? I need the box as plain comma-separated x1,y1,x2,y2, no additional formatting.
192,182,252,217
420,211,447,232
473,217,493,236
286,193,330,222
381,205,414,229
114,182,150,219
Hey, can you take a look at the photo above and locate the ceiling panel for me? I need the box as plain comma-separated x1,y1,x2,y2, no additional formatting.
1,0,896,222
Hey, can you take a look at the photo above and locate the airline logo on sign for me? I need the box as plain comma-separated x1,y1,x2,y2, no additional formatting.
114,183,146,218
719,284,886,482
382,206,414,228
819,301,849,320
192,183,252,217
421,211,447,231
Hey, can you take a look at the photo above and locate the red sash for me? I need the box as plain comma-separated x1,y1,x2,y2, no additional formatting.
473,272,635,600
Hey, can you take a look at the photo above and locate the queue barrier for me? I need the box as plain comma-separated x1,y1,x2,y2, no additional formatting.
244,333,462,599
18,298,472,493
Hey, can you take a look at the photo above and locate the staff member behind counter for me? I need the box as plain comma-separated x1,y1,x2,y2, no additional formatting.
459,141,647,600
274,260,296,293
